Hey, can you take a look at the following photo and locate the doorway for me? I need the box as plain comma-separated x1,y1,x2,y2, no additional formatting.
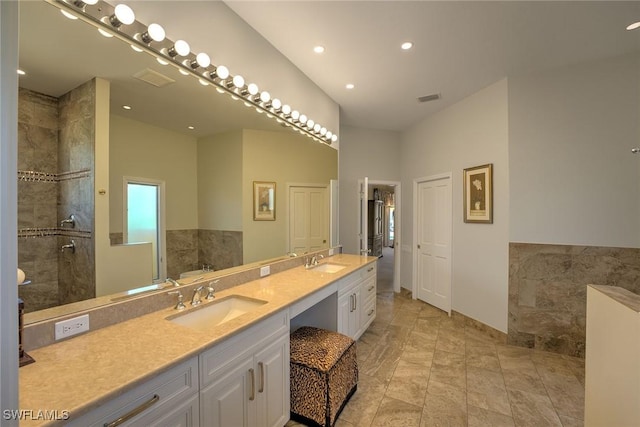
359,179,401,294
413,173,452,314
123,177,166,282
288,184,329,255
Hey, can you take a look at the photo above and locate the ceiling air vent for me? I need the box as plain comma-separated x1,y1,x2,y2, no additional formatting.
417,93,441,103
133,68,176,88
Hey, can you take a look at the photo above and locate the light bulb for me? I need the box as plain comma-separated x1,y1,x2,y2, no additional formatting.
232,75,245,88
247,83,259,96
144,23,165,43
81,0,99,4
299,114,307,124
320,127,327,136
260,91,270,103
196,53,211,68
291,110,300,121
313,123,321,133
210,65,229,80
282,104,291,115
272,98,282,111
112,4,135,26
331,134,338,142
326,131,333,140
174,40,190,57
307,119,315,129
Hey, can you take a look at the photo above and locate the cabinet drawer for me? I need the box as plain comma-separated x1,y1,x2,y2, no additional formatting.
200,310,289,388
362,277,376,302
360,263,376,280
361,299,376,329
67,357,198,427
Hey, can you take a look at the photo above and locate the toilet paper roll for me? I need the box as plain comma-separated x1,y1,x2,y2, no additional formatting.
17,268,25,285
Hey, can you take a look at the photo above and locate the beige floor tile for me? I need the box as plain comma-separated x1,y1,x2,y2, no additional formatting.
466,366,511,416
502,366,548,396
558,415,584,427
466,349,502,372
338,373,388,427
370,396,422,427
507,388,564,427
430,351,467,390
385,359,430,406
435,330,466,354
467,405,515,427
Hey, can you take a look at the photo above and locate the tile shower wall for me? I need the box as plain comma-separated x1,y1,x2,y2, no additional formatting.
17,89,60,311
57,80,96,304
17,83,96,312
508,242,640,358
165,229,243,279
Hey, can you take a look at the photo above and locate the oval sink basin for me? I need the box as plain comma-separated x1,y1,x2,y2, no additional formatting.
308,263,347,273
167,295,267,331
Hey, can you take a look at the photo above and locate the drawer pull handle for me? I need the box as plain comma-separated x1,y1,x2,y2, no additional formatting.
249,368,255,401
258,362,265,393
368,309,374,317
368,285,374,291
367,267,374,272
104,394,160,427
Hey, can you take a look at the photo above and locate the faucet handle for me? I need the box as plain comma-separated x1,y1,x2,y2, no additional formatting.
191,286,204,306
206,280,218,300
168,290,186,310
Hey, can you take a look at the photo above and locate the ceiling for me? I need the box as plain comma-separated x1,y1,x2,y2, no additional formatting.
226,1,640,132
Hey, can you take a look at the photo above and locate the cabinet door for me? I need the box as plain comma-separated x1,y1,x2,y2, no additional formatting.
253,334,290,427
338,292,354,338
352,286,363,339
200,357,253,427
134,394,199,427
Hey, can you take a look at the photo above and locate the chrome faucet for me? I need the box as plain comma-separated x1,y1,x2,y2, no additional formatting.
304,254,324,269
60,240,75,253
205,280,218,301
191,286,204,306
168,290,186,310
60,214,76,228
165,278,181,287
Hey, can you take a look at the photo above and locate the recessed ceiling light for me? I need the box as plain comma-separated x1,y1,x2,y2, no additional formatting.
17,69,25,76
345,83,355,90
626,21,640,30
313,45,325,54
401,41,413,50
122,105,132,110
188,126,195,130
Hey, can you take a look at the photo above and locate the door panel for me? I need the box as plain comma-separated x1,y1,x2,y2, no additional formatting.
289,186,328,254
416,176,451,313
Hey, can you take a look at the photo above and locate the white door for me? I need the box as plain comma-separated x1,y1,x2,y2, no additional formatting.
358,177,369,255
289,186,328,254
415,175,452,314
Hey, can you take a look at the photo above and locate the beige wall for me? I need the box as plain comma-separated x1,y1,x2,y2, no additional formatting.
242,129,338,263
197,131,243,231
109,114,198,232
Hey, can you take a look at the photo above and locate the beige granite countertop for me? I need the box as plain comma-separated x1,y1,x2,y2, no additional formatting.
19,254,376,426
589,284,640,313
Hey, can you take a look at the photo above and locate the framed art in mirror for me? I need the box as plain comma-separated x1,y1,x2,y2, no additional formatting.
463,163,493,224
253,181,276,221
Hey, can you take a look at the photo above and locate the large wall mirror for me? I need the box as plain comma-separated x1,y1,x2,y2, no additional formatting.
18,1,338,319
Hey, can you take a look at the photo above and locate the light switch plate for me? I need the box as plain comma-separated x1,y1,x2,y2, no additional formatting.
328,248,335,256
55,314,89,340
260,266,270,277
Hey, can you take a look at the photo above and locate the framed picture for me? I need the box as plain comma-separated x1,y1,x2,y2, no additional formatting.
463,164,493,223
253,181,276,221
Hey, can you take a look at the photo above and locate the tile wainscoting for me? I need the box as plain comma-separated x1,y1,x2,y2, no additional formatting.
509,242,640,358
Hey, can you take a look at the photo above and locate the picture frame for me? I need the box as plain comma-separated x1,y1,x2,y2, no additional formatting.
253,181,276,221
463,164,493,223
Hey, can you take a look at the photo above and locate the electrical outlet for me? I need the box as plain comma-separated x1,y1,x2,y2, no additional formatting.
260,265,270,277
328,248,335,256
55,314,89,340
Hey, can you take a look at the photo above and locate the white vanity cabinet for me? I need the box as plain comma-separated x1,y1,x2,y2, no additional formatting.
66,357,199,427
338,263,377,340
199,310,290,427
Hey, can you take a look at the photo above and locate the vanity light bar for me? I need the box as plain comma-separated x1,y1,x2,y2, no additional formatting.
49,0,338,145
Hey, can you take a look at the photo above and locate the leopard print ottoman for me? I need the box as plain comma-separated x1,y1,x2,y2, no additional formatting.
289,326,358,427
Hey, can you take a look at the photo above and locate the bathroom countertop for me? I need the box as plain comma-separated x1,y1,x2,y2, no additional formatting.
589,284,640,313
18,254,377,427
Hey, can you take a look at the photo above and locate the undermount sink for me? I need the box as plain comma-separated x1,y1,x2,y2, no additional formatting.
167,295,267,331
308,263,347,273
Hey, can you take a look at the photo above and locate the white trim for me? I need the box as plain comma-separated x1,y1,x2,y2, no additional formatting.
122,176,167,282
412,172,453,316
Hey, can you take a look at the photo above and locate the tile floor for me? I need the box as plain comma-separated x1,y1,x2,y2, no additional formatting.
287,247,586,427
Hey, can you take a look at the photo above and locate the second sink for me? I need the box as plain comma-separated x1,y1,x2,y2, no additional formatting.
308,263,347,273
167,295,267,331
